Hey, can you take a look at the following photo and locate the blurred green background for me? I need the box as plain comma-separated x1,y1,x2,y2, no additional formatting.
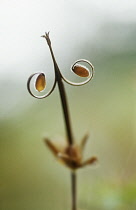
0,0,136,209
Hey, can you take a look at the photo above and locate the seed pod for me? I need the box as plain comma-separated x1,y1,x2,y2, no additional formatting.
72,65,90,77
35,73,46,92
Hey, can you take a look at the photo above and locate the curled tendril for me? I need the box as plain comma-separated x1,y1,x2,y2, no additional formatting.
27,32,94,99
27,72,56,99
61,59,94,86
27,59,94,99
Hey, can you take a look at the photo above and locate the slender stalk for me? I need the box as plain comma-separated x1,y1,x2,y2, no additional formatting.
71,172,77,210
57,70,77,210
56,69,74,145
45,34,77,210
46,38,74,145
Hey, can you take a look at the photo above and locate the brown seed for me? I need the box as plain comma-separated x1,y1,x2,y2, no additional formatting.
72,65,89,77
35,73,46,92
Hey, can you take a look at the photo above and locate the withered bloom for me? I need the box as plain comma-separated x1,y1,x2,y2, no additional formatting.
44,134,97,170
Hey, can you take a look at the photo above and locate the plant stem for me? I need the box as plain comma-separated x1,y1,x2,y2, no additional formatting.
56,71,74,145
71,172,77,210
57,70,77,210
45,34,77,210
47,39,74,145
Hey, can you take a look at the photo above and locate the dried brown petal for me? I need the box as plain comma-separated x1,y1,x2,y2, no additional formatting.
44,138,59,156
35,73,46,92
80,133,89,152
82,156,97,167
72,65,90,77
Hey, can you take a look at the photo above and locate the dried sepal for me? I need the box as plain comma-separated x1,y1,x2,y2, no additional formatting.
44,138,59,156
35,73,46,92
80,133,89,152
82,156,97,167
44,137,97,170
72,65,90,77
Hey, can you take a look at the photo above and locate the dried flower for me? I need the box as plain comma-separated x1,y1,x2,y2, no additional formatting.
44,134,97,170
